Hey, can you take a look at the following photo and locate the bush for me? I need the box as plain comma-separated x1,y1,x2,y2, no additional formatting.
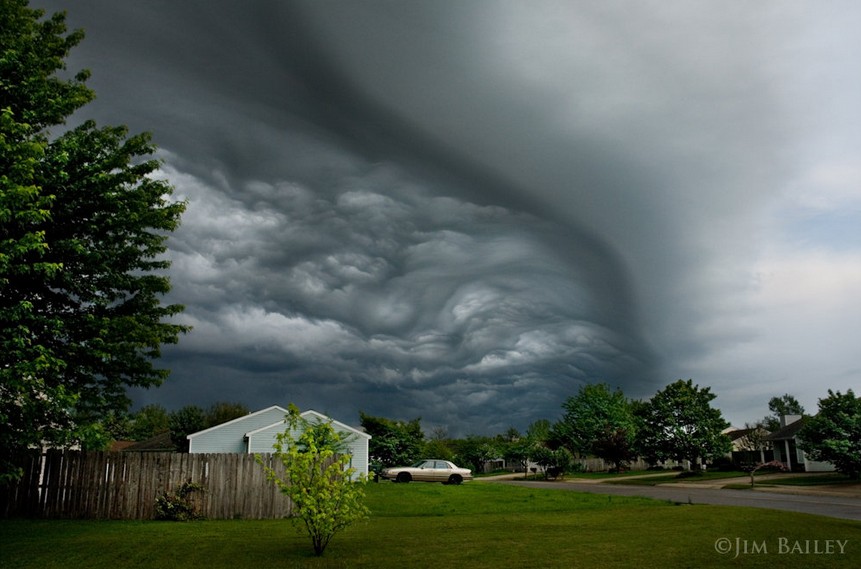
258,405,368,557
154,480,205,521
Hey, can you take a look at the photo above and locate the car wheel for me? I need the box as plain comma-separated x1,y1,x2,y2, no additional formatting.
396,472,412,483
447,474,463,485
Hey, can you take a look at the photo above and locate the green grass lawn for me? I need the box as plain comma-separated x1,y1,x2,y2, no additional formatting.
764,473,856,486
1,481,858,568
724,473,858,490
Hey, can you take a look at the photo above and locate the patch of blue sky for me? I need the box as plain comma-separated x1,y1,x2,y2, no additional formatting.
784,209,861,251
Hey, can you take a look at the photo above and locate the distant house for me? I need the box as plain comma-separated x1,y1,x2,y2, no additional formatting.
765,415,834,472
187,405,371,478
118,432,177,453
723,425,773,466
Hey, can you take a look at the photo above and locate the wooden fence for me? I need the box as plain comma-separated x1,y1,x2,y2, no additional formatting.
1,451,292,520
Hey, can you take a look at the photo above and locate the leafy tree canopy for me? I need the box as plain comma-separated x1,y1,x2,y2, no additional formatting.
359,412,424,468
636,379,731,470
525,418,552,444
422,426,453,461
205,401,249,428
1,0,187,482
762,393,805,432
450,435,498,474
798,389,861,480
129,404,170,441
168,405,205,452
556,383,637,470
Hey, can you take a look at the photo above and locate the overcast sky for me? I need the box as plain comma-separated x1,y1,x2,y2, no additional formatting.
35,0,860,435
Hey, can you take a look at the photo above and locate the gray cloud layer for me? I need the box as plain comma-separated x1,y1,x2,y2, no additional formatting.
35,0,861,433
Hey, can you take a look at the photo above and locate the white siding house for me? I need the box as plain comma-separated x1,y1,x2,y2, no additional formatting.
188,406,289,454
765,415,834,473
187,406,371,478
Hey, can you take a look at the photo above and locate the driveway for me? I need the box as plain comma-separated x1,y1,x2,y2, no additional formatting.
490,476,861,521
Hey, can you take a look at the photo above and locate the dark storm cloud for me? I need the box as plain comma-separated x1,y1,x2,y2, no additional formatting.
154,149,650,433
33,0,861,431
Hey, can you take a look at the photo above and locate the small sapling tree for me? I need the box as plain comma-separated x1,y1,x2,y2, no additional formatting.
258,405,368,556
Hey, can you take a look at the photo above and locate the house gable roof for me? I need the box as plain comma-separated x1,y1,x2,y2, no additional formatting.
724,426,771,441
726,428,756,441
300,409,371,439
244,409,371,439
764,416,807,441
187,405,289,440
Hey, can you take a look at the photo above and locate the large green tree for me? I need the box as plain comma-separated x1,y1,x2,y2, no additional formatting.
1,1,187,482
556,383,637,471
636,379,731,470
359,412,424,470
168,405,206,452
128,404,170,441
798,389,861,480
205,401,249,428
450,434,498,474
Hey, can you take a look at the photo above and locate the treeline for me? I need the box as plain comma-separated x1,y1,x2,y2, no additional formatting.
361,379,732,476
362,381,861,480
85,382,859,481
81,401,250,452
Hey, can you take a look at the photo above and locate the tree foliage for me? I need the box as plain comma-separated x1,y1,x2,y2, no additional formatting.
502,437,533,477
168,405,205,452
530,445,573,479
1,1,187,482
636,379,731,470
556,383,637,471
496,419,567,478
258,405,368,557
129,404,170,441
762,393,805,432
359,412,424,469
422,426,453,461
451,435,498,475
204,401,249,428
798,389,861,480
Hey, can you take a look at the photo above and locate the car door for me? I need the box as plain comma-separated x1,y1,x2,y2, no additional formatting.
414,460,436,481
432,460,452,482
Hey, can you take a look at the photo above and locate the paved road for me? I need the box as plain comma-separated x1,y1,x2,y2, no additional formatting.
495,479,861,521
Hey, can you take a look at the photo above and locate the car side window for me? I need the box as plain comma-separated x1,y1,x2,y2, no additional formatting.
436,461,450,469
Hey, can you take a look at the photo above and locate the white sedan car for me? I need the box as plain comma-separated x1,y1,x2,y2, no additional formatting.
380,459,473,484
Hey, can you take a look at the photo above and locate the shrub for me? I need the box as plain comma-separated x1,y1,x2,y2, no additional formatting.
154,480,205,521
258,405,368,557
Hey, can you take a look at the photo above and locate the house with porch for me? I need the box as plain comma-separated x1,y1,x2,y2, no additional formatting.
765,415,833,472
723,425,774,467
